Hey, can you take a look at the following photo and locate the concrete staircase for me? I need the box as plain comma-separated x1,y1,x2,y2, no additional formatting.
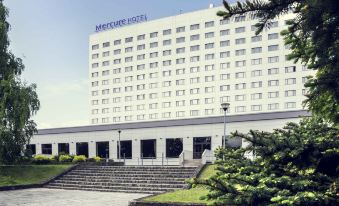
45,165,197,194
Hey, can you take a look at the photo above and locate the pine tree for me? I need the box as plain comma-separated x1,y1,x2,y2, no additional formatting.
0,1,40,163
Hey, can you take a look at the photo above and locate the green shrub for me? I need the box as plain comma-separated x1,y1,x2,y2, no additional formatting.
72,155,86,163
59,154,73,163
33,155,51,164
88,156,102,163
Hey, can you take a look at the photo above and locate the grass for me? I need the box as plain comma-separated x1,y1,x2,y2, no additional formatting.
143,164,218,204
0,164,72,187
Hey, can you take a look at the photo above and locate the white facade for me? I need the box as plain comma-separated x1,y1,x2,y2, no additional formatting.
89,6,313,125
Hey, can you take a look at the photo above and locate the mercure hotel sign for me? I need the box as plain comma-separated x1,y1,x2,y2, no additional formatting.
95,14,147,32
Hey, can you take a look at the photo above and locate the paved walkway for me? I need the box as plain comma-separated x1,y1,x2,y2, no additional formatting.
0,188,150,206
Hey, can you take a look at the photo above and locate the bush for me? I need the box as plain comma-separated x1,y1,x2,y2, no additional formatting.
33,155,51,164
59,154,73,163
87,156,102,163
72,155,86,163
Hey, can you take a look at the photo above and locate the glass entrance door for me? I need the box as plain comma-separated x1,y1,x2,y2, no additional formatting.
193,137,211,159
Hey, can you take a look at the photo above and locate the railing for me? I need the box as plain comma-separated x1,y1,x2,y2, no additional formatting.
113,152,180,166
201,149,215,164
179,150,193,166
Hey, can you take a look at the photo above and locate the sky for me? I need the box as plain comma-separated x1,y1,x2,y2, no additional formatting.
4,0,229,129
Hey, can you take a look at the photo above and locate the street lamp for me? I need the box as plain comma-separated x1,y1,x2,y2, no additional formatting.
118,129,121,161
221,103,230,148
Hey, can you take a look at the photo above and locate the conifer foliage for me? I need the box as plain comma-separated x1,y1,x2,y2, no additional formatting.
0,1,40,163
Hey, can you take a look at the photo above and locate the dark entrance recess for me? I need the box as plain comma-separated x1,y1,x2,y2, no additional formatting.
193,137,211,159
41,144,52,155
117,140,132,159
96,141,109,158
76,142,89,157
26,144,36,155
58,143,69,154
141,139,156,159
166,138,183,158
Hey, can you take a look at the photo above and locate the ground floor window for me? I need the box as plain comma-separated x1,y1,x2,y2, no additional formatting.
76,142,88,157
96,141,109,158
41,144,52,155
118,140,132,159
193,137,211,159
58,143,69,154
166,138,183,158
141,139,156,159
26,144,36,155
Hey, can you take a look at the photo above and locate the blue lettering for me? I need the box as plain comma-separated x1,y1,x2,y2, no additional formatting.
95,14,148,32
95,24,102,32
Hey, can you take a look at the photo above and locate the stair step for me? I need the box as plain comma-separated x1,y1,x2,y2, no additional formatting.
56,178,186,184
44,186,166,194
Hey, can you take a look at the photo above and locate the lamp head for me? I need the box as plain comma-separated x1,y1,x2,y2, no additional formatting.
221,103,230,111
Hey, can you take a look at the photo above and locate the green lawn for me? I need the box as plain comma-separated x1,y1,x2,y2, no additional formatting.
143,164,218,204
0,165,72,187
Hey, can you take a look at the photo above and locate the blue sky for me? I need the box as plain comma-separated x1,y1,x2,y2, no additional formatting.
5,0,229,129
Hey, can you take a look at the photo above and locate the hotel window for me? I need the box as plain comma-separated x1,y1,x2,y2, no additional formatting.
190,24,200,30
137,104,145,110
268,80,279,86
124,66,133,72
302,77,308,83
220,40,230,47
190,34,200,41
235,95,246,101
220,51,230,58
220,85,230,91
235,60,246,67
125,106,132,111
176,100,185,107
251,93,262,100
137,115,145,120
91,72,98,77
137,94,146,100
113,49,121,55
190,99,200,105
150,42,158,48
92,53,99,59
125,56,133,62
149,82,158,89
235,38,246,45
163,60,172,66
220,73,230,80
137,74,145,80
162,112,171,118
91,81,98,87
271,21,279,27
150,62,158,68
235,26,245,33
251,81,263,88
137,44,145,50
112,97,121,103
176,111,185,117
125,47,133,53
125,116,132,121
163,29,171,35
285,78,296,85
205,21,214,28
112,78,120,84
220,18,230,25
101,99,108,105
234,73,245,80
285,66,296,73
251,105,262,111
125,37,133,43
205,86,214,93
149,103,158,109
235,15,245,22
91,91,98,96
235,49,246,56
149,72,158,78
150,52,158,58
205,98,214,104
285,102,296,109
268,33,279,40
102,51,109,57
268,56,279,63
125,86,133,92
220,62,230,69
92,63,99,68
176,90,185,96
92,109,99,114
220,96,230,103
112,117,121,122
251,35,262,42
235,106,246,112
162,102,171,108
235,83,246,90
268,45,279,51
176,47,185,54
190,110,199,116
190,77,200,84
190,45,200,52
205,75,215,82
268,103,279,110
251,25,257,31
137,34,145,40
302,65,308,71
163,50,171,56
190,56,200,62
91,100,98,105
251,47,262,54
251,58,262,65
162,81,171,87
113,59,121,64
220,29,230,36
150,32,158,38
205,109,214,115
163,39,171,46
205,54,214,60
268,91,279,98
205,32,214,38
137,84,146,90
102,80,109,85
190,88,199,94
125,96,133,102
137,64,145,70
176,68,185,75
205,64,214,71
42,144,52,155
176,26,185,33
176,37,185,43
251,70,262,77
190,66,200,73
92,44,99,50
285,90,296,97
268,68,279,75
114,39,121,45
205,43,214,49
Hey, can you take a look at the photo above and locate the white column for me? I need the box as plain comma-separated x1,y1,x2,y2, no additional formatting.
132,139,140,160
52,143,58,155
157,138,166,163
69,142,76,155
109,140,117,160
183,137,193,152
88,141,96,158
36,143,42,155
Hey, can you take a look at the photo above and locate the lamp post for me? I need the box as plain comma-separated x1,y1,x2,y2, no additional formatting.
221,103,230,148
118,129,121,161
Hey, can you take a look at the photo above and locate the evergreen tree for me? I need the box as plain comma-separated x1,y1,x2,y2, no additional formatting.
0,1,40,163
217,0,339,124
